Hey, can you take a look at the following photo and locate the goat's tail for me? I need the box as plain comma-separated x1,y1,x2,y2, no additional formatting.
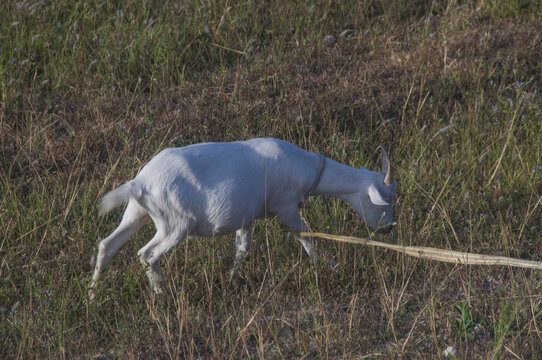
98,181,141,217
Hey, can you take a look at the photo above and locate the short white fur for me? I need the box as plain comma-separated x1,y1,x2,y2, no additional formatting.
89,138,396,298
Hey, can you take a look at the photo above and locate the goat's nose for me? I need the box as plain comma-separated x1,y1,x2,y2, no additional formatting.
376,224,392,234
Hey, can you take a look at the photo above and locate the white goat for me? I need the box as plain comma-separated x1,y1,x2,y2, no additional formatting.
90,138,396,297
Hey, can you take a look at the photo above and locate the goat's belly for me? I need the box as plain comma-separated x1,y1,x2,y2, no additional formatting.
189,227,221,237
190,224,241,238
190,211,262,237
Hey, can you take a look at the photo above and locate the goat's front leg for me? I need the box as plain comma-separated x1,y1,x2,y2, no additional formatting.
229,227,252,279
278,206,319,264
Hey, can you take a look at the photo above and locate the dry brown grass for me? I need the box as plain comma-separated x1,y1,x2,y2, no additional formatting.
1,0,541,358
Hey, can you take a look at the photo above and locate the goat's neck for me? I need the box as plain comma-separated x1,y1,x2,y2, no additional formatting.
313,158,362,201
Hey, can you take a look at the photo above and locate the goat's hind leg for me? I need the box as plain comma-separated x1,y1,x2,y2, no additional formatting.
138,220,192,294
137,231,167,294
90,201,149,299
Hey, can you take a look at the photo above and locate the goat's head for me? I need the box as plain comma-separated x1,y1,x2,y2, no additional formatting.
355,145,397,233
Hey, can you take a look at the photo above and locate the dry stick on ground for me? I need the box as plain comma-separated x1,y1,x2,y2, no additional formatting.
301,232,542,270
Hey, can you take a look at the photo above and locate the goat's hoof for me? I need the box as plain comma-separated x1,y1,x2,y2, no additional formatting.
150,282,163,295
88,288,96,302
229,270,239,282
323,254,337,268
228,267,243,289
229,266,239,279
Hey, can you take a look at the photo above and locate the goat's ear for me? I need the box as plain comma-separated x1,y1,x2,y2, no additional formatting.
368,184,390,206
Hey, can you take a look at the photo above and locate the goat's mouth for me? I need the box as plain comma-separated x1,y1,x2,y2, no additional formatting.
376,225,392,234
374,220,396,234
355,214,395,234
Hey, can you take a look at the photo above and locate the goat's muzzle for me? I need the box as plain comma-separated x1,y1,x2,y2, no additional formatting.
376,224,393,234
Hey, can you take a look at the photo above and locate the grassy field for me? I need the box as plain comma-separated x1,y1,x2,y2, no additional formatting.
1,0,542,358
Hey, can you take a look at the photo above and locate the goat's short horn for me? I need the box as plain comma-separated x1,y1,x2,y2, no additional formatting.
380,145,393,185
